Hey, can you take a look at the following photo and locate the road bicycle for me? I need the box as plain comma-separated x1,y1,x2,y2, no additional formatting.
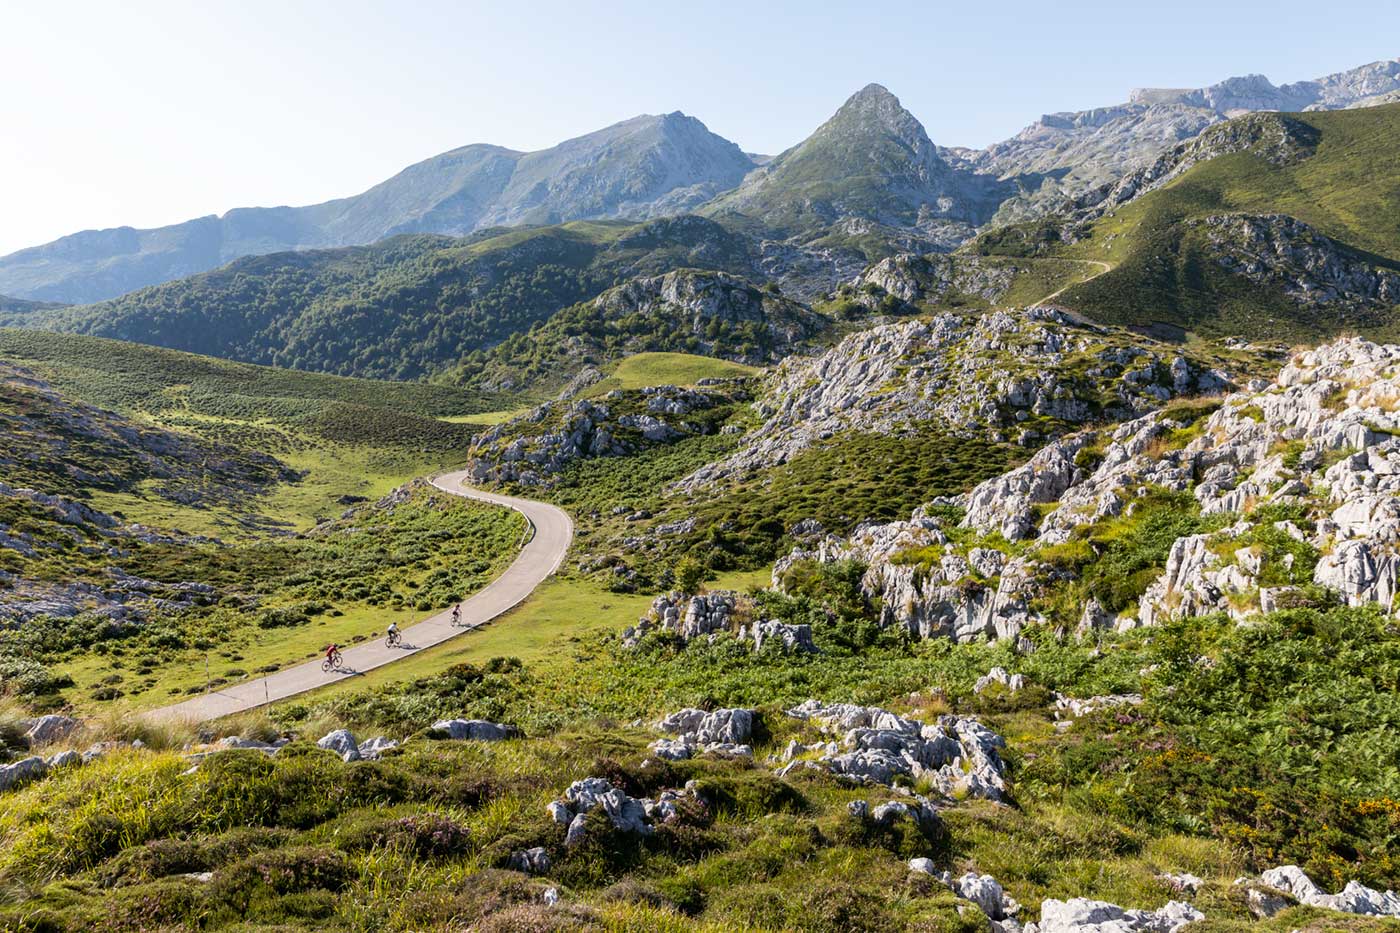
386,629,403,647
321,649,344,672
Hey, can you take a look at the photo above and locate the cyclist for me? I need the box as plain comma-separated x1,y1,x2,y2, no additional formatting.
386,621,401,646
325,643,342,667
451,603,462,626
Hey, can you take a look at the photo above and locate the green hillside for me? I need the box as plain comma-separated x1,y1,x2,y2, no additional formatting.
448,269,825,392
15,217,759,380
978,104,1400,339
0,330,522,534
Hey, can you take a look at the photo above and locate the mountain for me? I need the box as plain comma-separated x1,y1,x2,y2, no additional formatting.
976,103,1400,340
703,84,1005,250
17,217,766,380
0,114,755,304
969,57,1400,224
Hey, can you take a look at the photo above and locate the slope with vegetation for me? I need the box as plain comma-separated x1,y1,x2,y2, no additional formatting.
451,268,823,392
977,104,1400,340
16,217,778,380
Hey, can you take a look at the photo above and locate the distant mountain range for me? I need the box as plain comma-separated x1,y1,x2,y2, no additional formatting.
1,57,1396,309
0,113,754,304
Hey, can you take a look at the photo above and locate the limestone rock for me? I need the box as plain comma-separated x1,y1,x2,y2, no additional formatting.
430,719,514,742
316,729,361,762
0,756,47,792
786,700,1009,800
1259,865,1400,917
1028,897,1202,933
23,714,80,745
650,708,755,760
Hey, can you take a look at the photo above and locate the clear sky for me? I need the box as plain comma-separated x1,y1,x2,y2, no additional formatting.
1,0,1396,256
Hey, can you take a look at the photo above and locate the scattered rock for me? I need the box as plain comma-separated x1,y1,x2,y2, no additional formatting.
0,756,47,792
429,719,515,741
784,700,1010,800
1027,897,1203,933
974,667,1025,694
1259,864,1400,917
316,729,361,762
23,714,80,745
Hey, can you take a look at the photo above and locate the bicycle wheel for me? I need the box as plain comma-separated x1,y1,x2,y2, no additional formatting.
321,659,332,672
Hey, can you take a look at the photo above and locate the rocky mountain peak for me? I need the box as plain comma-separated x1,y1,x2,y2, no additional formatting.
822,83,932,145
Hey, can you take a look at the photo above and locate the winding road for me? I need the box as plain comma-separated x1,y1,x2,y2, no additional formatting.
148,471,573,723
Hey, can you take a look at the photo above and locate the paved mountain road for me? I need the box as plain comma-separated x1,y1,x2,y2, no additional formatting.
148,471,573,723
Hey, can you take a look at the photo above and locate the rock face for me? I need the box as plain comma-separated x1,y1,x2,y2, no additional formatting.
783,701,1009,801
681,308,1230,490
591,270,825,364
846,253,1017,308
650,708,755,760
971,58,1400,225
777,512,1045,644
467,384,740,487
1259,865,1400,917
1194,213,1400,314
1027,897,1203,933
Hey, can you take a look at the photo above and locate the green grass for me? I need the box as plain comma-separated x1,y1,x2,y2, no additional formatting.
977,104,1400,340
6,487,526,714
583,352,763,396
533,424,1025,592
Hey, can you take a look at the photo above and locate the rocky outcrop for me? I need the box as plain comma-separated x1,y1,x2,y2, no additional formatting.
650,708,755,760
592,269,825,364
316,729,361,762
776,513,1044,644
846,253,1016,308
935,337,1400,627
467,384,740,487
745,620,815,654
974,667,1025,694
681,308,1230,490
624,591,737,646
783,701,1009,801
1258,865,1400,917
1026,898,1202,933
1196,213,1400,314
546,777,689,847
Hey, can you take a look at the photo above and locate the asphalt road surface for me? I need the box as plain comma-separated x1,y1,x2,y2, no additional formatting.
147,471,572,723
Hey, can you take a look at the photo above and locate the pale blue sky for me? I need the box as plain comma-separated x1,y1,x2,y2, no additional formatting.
1,0,1396,256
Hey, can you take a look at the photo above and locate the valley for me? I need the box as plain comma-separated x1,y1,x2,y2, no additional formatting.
3,48,1400,933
